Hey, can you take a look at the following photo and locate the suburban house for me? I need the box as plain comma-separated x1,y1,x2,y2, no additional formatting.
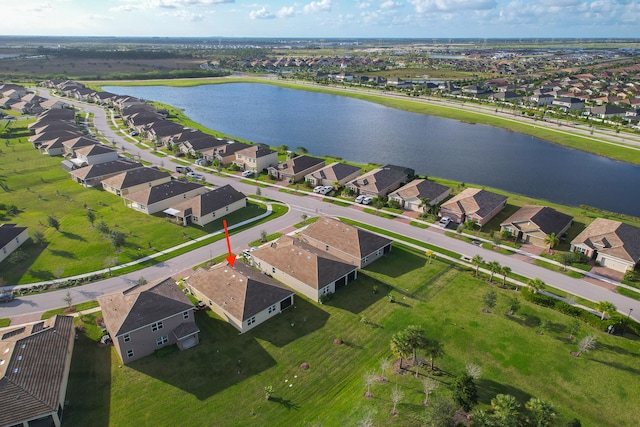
177,135,227,155
144,121,186,144
299,216,393,268
490,91,522,102
500,206,573,248
123,180,209,215
251,235,358,301
185,262,295,333
0,223,29,264
61,136,100,156
570,218,640,273
439,188,508,226
0,315,75,427
304,162,362,187
551,97,585,111
388,179,450,212
529,93,555,106
70,143,119,166
233,145,278,173
101,167,172,197
346,165,414,198
202,142,251,165
163,184,246,227
268,155,325,183
97,277,200,364
69,159,144,187
590,105,628,119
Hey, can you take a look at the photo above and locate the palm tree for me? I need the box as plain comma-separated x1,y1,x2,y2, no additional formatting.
418,197,431,215
487,261,501,283
472,255,484,277
528,278,545,294
426,338,444,371
525,397,556,427
596,301,616,320
491,394,521,427
501,265,512,287
544,232,559,253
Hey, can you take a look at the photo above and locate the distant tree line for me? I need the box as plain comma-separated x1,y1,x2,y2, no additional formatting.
36,47,194,60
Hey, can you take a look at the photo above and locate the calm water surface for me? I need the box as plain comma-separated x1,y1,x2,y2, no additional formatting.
105,84,640,216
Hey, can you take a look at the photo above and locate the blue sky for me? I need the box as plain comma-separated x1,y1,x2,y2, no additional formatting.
3,0,639,39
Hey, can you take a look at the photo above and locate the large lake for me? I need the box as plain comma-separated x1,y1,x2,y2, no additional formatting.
104,83,640,217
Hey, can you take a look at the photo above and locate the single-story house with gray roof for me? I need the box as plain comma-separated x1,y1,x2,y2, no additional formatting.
123,180,209,215
500,206,573,248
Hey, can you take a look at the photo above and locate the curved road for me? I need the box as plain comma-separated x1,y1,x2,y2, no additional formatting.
2,89,638,324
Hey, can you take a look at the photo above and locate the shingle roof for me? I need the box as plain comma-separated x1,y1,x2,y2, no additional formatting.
0,316,75,427
441,188,507,218
186,262,294,321
389,179,449,202
572,218,640,263
123,180,205,205
348,165,409,194
252,235,357,290
300,216,392,260
500,206,573,235
306,162,361,182
0,224,28,248
74,143,117,157
169,184,245,217
97,277,193,337
70,159,144,180
101,167,170,191
272,155,325,174
236,145,276,158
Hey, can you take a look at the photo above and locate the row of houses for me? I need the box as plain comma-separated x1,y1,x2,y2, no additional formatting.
0,83,67,114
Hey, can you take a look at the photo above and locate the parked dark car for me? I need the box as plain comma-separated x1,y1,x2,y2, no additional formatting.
0,292,15,303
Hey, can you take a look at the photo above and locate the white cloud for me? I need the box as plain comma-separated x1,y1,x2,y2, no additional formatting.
357,1,371,9
249,6,275,19
276,6,296,18
408,0,496,14
303,0,332,14
380,0,403,9
110,0,232,12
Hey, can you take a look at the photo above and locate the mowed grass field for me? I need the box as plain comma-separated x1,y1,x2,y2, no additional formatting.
0,119,264,284
64,245,640,427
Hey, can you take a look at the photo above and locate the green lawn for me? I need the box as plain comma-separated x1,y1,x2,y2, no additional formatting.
64,245,640,427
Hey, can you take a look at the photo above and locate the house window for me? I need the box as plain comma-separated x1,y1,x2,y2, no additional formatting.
151,321,163,332
183,311,189,319
247,317,256,326
225,206,229,212
2,248,5,254
363,256,368,265
123,334,130,343
208,299,213,306
268,304,276,314
325,245,329,251
127,349,134,358
156,335,168,346
375,249,381,256
15,237,20,244
212,212,216,218
272,267,276,274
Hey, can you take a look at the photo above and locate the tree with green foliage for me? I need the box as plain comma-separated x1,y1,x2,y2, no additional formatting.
86,210,96,227
507,297,520,315
63,290,73,308
31,230,46,247
491,394,520,427
47,215,60,231
568,318,581,341
296,146,308,155
544,232,559,253
483,289,497,311
428,397,456,427
110,230,126,250
418,197,431,215
453,373,478,412
501,265,511,287
96,221,110,235
472,255,484,277
487,261,501,283
528,278,545,294
470,409,493,427
426,338,444,371
559,252,573,271
525,397,556,427
596,301,616,320
390,325,428,370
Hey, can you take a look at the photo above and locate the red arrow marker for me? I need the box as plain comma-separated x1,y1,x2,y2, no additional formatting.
223,220,236,267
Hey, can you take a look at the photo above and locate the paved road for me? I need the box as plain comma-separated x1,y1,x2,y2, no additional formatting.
2,89,638,323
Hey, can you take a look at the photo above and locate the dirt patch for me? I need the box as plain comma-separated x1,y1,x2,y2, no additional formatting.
299,362,310,370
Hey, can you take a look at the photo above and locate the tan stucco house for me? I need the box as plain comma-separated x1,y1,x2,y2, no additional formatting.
233,145,278,173
185,262,295,333
299,216,393,268
388,179,450,212
97,277,200,364
570,218,640,273
0,315,75,427
164,184,246,227
123,180,209,215
251,235,359,301
346,165,413,198
500,206,573,248
439,188,507,226
268,155,325,183
102,167,172,197
304,162,362,187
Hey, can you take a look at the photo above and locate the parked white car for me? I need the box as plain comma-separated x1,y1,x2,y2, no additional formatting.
187,172,205,181
438,216,452,228
241,170,254,177
313,186,324,193
361,196,372,205
355,195,366,203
